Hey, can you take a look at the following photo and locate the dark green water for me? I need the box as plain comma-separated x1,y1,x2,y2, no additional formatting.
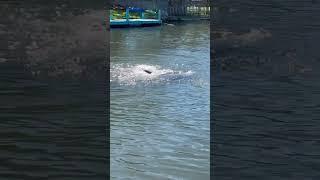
213,1,320,179
0,2,107,179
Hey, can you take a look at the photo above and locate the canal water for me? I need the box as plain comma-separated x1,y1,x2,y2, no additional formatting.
110,22,210,179
213,1,320,179
0,3,107,179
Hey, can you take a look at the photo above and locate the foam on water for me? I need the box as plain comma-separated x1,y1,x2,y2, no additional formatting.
110,64,194,86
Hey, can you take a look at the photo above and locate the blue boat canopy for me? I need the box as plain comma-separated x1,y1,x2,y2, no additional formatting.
128,7,145,12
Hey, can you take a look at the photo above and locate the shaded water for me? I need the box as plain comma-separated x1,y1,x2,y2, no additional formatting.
0,2,107,179
213,1,320,179
110,22,210,179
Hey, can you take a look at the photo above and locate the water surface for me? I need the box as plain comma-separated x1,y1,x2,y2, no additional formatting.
0,3,107,178
111,22,210,179
213,1,320,179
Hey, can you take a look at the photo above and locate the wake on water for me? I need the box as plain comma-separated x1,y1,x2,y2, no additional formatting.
110,64,195,86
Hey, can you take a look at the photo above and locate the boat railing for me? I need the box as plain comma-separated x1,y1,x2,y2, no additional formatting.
110,8,161,21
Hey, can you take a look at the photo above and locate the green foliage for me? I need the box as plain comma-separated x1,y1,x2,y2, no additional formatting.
110,9,159,20
110,9,126,20
129,12,141,19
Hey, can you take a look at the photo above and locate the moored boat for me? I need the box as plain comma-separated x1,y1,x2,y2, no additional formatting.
110,6,162,28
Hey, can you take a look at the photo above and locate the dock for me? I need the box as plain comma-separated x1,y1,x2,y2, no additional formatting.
110,7,162,28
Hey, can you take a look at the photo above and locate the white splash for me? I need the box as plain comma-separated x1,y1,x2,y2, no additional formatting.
111,64,194,85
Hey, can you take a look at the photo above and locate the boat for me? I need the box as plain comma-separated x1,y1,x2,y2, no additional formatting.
110,6,162,28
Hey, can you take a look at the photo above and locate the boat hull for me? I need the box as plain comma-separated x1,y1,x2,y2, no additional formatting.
110,19,162,28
